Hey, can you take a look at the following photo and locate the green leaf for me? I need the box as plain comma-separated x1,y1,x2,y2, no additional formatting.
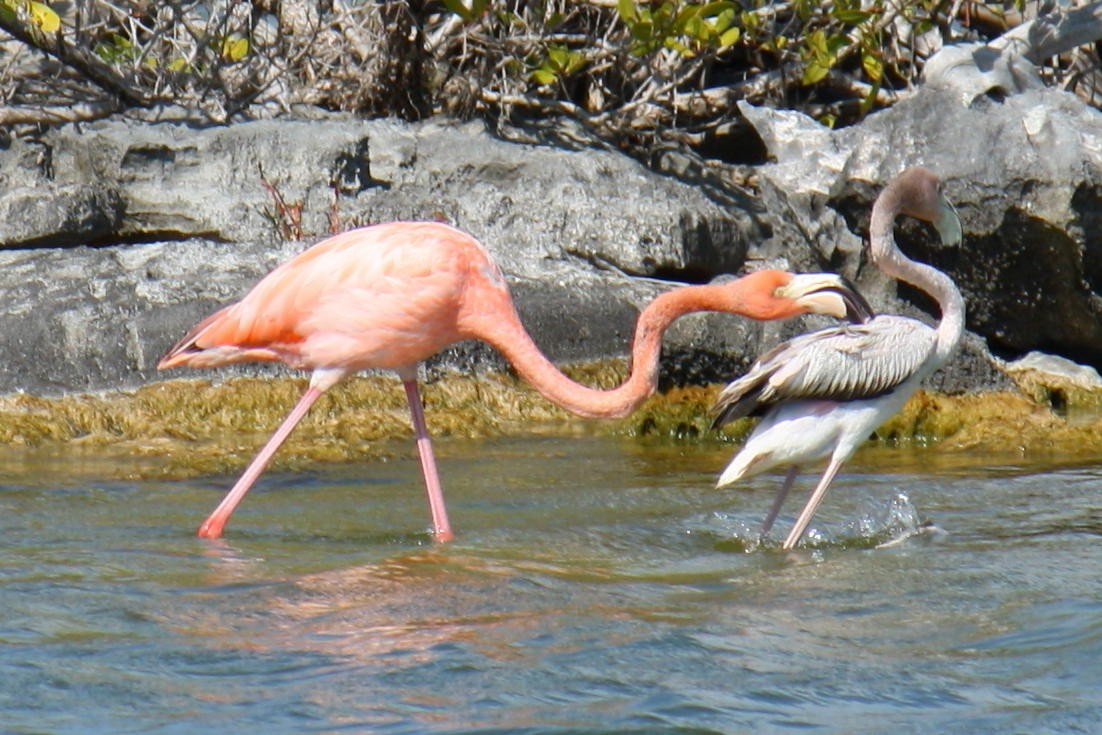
825,33,848,56
860,81,881,114
28,0,59,32
862,51,883,82
802,58,830,85
543,44,585,75
0,0,60,32
805,29,828,57
713,8,736,33
674,3,700,30
530,68,558,85
654,1,676,26
718,26,740,47
834,9,872,24
699,1,735,18
504,57,525,76
664,37,692,55
683,16,704,40
221,35,249,62
94,33,137,63
565,50,586,75
547,45,568,67
617,0,638,24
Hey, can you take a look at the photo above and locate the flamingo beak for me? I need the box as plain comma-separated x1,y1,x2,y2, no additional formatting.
781,274,876,325
934,193,963,247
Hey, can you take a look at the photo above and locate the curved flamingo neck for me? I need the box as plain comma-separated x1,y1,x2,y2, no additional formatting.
870,187,965,367
466,283,775,419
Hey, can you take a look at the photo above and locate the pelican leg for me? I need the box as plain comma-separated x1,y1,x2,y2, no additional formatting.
781,457,845,550
197,384,327,539
402,380,455,543
761,466,799,539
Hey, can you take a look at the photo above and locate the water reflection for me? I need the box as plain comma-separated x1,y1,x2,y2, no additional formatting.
0,435,1100,732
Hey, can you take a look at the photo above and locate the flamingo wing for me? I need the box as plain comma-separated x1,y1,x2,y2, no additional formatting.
159,222,492,371
711,315,937,427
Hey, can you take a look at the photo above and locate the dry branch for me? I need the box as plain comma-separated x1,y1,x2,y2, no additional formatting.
0,14,151,107
0,99,120,125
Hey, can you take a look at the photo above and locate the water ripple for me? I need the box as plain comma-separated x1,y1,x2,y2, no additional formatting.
2,437,1102,733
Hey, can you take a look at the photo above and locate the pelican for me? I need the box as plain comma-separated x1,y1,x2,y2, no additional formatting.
711,167,964,550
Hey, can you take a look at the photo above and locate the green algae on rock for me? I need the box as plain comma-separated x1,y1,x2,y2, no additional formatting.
1004,351,1102,414
0,364,623,478
1,360,1101,481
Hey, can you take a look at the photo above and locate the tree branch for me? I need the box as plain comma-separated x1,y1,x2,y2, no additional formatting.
0,99,120,125
0,14,152,107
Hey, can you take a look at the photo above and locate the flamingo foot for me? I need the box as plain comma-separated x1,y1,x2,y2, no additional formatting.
197,516,227,539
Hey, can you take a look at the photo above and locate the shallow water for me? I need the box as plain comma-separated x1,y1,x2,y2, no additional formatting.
1,435,1101,734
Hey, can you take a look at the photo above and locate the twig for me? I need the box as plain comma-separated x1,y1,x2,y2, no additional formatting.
0,99,120,125
258,164,304,241
478,88,604,124
0,14,152,107
991,1,1102,63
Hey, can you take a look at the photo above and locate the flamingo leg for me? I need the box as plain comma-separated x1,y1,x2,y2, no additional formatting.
781,456,846,550
197,384,327,539
402,380,454,542
760,465,799,539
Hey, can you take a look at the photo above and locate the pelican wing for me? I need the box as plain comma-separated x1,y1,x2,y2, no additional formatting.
711,316,937,427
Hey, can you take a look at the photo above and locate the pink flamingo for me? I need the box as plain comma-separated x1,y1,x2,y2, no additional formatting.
159,220,873,541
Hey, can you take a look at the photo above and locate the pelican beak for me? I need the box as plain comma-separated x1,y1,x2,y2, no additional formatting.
934,193,963,247
780,273,876,324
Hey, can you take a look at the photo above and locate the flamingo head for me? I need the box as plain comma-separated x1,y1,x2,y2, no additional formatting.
736,269,874,324
895,167,963,247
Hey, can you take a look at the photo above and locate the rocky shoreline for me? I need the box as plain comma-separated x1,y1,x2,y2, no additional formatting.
0,365,1097,485
2,85,1102,460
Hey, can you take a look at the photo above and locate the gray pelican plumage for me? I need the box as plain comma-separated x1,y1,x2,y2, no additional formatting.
711,167,965,550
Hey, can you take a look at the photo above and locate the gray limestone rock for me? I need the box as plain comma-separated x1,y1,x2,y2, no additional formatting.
736,84,1102,390
10,83,1101,399
0,117,809,396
